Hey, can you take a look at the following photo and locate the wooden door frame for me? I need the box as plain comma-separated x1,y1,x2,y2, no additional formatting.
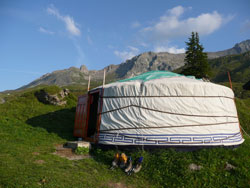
84,88,103,143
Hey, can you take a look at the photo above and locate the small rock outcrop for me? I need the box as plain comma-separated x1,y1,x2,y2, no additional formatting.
35,88,69,106
80,65,89,74
189,163,203,171
0,98,5,104
224,162,236,171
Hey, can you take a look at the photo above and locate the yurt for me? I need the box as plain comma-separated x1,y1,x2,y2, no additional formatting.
74,71,244,147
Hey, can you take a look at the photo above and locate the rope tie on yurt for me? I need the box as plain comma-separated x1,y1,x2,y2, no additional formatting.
100,121,239,132
101,95,234,100
99,104,238,118
240,125,250,138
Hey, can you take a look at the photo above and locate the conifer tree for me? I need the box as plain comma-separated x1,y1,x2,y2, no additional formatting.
181,32,211,78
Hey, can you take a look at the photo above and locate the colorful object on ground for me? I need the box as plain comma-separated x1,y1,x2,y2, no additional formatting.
125,157,133,173
127,157,144,175
120,153,128,168
110,152,120,170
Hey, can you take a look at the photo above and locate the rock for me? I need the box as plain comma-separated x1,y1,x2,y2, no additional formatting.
0,98,5,104
80,65,89,74
65,141,91,150
225,162,236,171
35,89,69,106
189,163,203,171
59,88,70,98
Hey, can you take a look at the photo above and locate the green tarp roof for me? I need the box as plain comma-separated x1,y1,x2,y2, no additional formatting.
118,71,196,82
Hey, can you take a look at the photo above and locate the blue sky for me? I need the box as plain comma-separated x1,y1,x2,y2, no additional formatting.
0,0,250,91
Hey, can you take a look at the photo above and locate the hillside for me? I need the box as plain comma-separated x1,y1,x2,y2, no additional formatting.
209,51,250,83
0,85,249,187
19,39,250,90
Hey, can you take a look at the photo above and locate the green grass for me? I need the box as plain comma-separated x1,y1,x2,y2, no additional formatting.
75,147,90,155
0,85,249,188
91,141,250,188
236,98,250,134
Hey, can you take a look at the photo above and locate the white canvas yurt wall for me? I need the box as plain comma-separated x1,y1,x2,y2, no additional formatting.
97,71,244,147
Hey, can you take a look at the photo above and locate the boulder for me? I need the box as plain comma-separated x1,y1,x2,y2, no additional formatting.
35,88,69,106
0,98,5,104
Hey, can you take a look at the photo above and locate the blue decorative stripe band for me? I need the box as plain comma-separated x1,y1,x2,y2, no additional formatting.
98,132,242,145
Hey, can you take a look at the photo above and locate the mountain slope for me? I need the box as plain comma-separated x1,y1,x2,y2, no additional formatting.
19,39,250,89
20,52,186,89
208,39,250,58
209,51,250,83
115,51,186,78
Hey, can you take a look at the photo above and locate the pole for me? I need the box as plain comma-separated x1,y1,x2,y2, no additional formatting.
103,69,106,87
227,71,243,137
227,71,233,89
87,75,91,91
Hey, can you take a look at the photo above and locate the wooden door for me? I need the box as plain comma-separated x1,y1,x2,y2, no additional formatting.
74,95,88,138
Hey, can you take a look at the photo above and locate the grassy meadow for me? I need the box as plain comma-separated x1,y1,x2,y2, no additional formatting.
0,85,249,188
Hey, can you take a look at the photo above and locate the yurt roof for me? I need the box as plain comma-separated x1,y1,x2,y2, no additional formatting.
118,71,198,82
95,71,234,99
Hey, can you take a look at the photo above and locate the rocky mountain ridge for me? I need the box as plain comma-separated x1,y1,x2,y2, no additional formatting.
20,39,250,89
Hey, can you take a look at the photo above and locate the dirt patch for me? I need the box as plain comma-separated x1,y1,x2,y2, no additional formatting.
34,160,45,164
107,182,129,188
32,152,40,156
53,144,91,160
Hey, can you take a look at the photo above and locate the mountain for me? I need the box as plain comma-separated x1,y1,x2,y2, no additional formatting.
207,39,250,58
20,52,186,89
20,39,250,89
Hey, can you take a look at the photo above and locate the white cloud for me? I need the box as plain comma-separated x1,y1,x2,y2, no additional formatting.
142,6,231,41
47,4,81,36
39,27,54,35
128,46,139,52
168,6,185,17
139,42,148,47
114,46,139,61
131,21,141,28
154,45,185,54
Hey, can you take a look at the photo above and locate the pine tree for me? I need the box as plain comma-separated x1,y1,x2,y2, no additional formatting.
181,32,211,78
